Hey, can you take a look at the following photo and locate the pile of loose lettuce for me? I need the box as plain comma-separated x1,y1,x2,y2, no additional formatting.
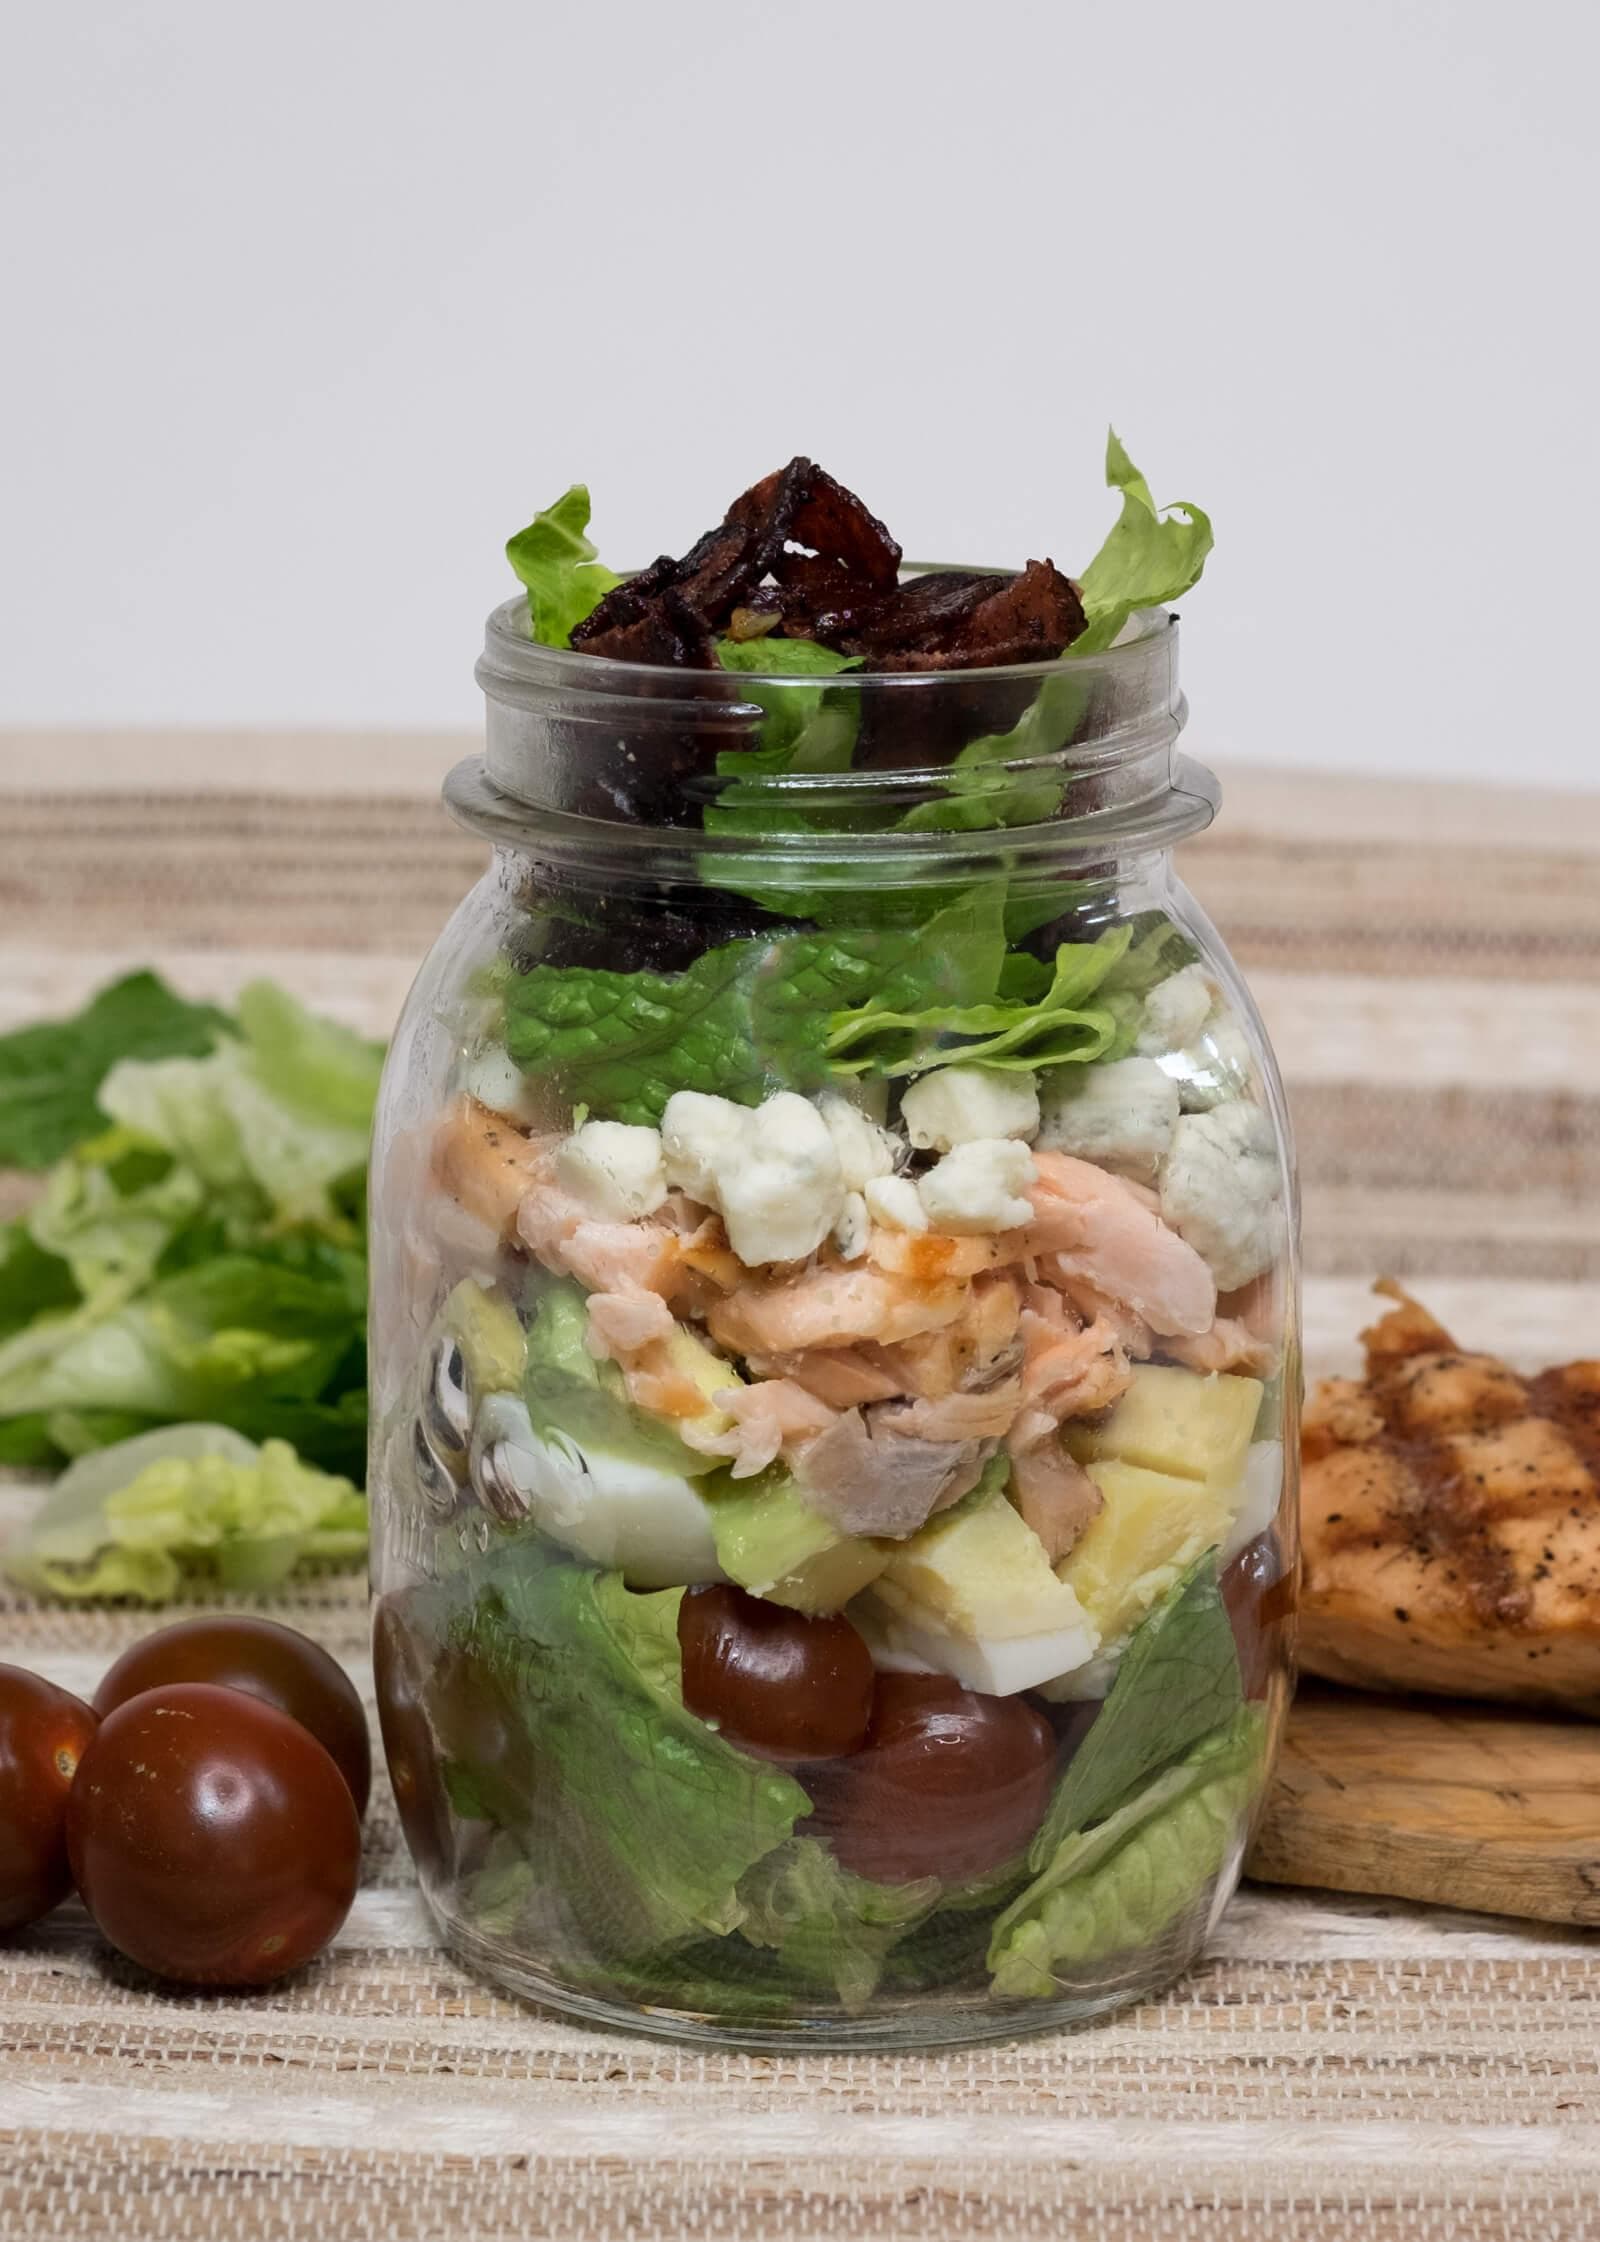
0,973,380,1598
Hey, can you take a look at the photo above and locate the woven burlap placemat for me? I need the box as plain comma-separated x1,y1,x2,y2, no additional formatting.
2,737,1597,2239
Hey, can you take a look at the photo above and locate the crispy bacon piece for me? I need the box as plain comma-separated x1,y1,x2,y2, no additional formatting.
571,458,901,662
842,559,1087,671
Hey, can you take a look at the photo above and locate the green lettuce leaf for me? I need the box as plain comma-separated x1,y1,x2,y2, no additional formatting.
0,972,231,1170
98,982,377,1234
233,982,384,1134
1071,430,1214,658
734,1836,941,2011
0,1243,368,1476
447,1558,807,1955
0,1222,76,1343
898,669,1093,836
826,925,1136,1078
507,486,623,648
4,1423,366,1602
989,1708,1263,1997
1029,1551,1244,1869
502,890,1007,1125
24,1133,206,1306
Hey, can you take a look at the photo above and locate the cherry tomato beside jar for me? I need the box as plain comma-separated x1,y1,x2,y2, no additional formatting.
678,1585,876,1763
0,1665,98,1931
67,1683,361,1985
811,1673,1057,1884
373,1595,455,1884
94,1616,371,1816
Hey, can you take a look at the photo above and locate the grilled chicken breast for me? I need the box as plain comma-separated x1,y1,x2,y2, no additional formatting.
1300,1282,1600,1710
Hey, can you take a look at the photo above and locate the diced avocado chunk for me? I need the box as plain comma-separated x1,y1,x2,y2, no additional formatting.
1060,1458,1234,1643
712,1472,889,1615
659,1324,742,1443
442,1279,526,1394
1067,1364,1261,1491
877,1489,1088,1642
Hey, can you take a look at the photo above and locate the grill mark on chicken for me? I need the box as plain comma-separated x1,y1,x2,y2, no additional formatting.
1301,1281,1600,1706
1318,1338,1531,1631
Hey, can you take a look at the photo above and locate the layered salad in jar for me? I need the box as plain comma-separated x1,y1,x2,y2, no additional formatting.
375,443,1296,2025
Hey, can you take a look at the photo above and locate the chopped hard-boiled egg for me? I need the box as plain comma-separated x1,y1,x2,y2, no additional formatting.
470,1391,721,1588
855,1596,1100,1696
900,1064,1040,1153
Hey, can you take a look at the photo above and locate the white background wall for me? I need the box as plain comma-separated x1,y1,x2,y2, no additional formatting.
3,0,1597,784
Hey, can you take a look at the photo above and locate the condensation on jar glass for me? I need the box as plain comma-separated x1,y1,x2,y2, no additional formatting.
366,598,1301,2051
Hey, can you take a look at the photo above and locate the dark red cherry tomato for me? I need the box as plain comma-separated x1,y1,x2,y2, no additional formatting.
372,1594,456,1883
67,1683,361,1985
0,1665,98,1931
1221,1532,1298,1699
95,1616,370,1816
678,1585,875,1763
812,1672,1057,1884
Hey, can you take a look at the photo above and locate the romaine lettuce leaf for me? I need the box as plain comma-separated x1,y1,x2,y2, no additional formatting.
826,925,1136,1078
989,1708,1263,1996
448,1558,807,1955
1029,1551,1244,1868
506,486,623,649
734,1836,941,2011
4,1423,366,1602
0,976,376,1487
898,669,1093,836
99,983,378,1234
0,1243,368,1476
0,972,231,1169
502,890,1007,1125
1071,431,1214,658
25,1133,206,1306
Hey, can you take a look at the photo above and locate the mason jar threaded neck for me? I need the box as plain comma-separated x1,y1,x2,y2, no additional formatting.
452,593,1218,884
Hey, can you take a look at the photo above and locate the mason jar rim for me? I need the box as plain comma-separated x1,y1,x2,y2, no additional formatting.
478,589,1176,694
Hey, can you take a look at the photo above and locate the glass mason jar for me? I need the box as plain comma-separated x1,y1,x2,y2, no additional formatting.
369,592,1300,2050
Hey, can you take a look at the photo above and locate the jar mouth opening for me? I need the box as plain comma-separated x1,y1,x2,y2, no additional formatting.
482,591,1174,691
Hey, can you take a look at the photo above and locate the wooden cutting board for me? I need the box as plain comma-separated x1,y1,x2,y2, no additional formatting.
1245,1684,1600,1926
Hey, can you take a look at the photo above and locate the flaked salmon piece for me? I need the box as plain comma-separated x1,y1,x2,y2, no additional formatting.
890,1380,1025,1443
1048,1275,1155,1361
1017,1304,1131,1422
998,1304,1131,1563
1301,1282,1600,1711
627,1352,719,1421
868,1227,1015,1284
579,1290,711,1422
707,1264,966,1357
745,1348,906,1409
874,1274,1024,1400
1027,1151,1217,1338
680,1377,840,1477
1163,1317,1277,1377
585,1290,676,1356
432,1098,555,1242
1010,1440,1104,1565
